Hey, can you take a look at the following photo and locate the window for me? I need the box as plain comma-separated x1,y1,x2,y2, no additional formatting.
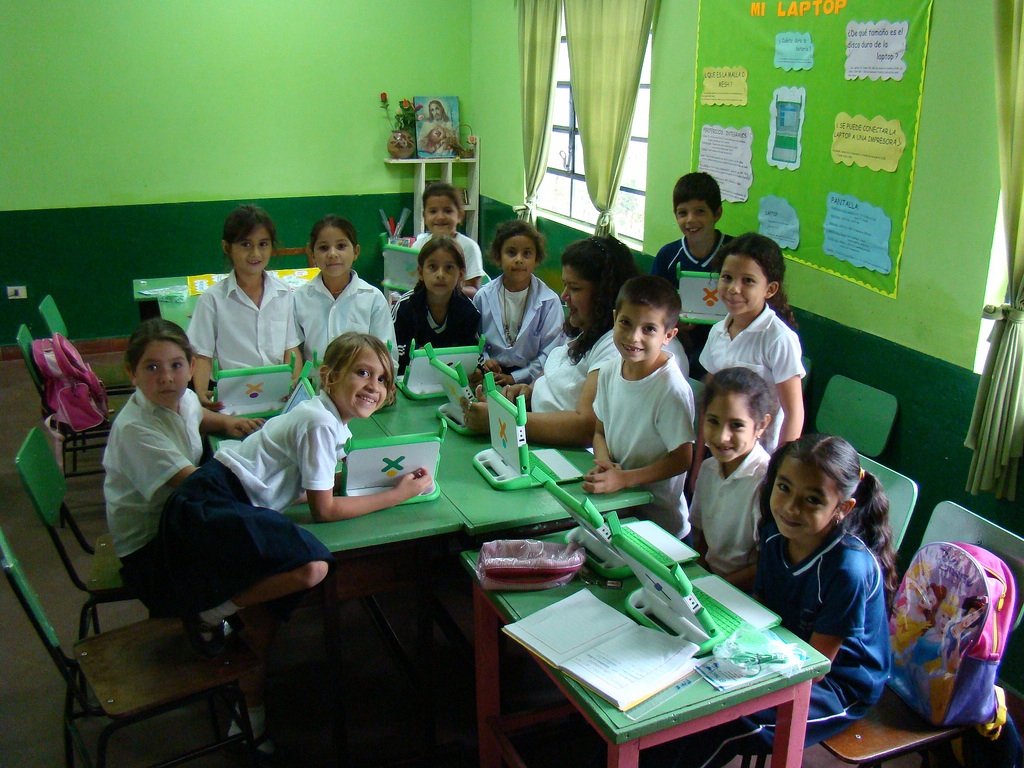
536,24,652,242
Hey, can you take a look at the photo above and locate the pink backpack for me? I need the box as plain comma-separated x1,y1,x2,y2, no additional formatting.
889,541,1017,728
31,333,109,432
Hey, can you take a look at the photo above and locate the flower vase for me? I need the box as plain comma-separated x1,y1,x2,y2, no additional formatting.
387,130,415,159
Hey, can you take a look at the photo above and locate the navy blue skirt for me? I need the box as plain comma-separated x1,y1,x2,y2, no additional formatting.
121,460,333,619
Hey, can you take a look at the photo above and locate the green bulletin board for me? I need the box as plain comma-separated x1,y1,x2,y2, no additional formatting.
691,0,933,297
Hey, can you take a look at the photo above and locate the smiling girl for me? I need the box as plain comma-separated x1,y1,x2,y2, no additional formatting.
698,232,804,450
188,204,302,410
293,215,395,364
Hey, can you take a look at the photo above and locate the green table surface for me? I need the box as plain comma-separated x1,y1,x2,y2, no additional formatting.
461,549,831,744
377,394,653,536
132,276,197,330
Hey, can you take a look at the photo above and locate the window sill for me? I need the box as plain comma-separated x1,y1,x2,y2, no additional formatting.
536,210,645,253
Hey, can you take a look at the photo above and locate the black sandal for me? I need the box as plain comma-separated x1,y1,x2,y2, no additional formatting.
181,614,227,658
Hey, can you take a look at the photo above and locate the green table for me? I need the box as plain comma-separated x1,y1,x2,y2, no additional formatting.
132,276,197,330
375,394,653,536
463,551,830,768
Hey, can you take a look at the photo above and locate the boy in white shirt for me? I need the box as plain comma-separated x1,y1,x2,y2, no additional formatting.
584,276,696,540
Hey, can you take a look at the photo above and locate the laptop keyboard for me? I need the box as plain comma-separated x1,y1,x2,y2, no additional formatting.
694,586,742,636
617,526,677,568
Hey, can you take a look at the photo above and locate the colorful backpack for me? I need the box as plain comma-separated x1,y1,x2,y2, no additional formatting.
889,541,1017,728
31,333,109,432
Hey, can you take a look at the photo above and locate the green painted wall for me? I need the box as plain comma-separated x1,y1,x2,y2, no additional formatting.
0,0,472,209
644,0,1000,369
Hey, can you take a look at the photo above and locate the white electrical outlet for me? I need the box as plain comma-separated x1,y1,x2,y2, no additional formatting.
6,285,27,300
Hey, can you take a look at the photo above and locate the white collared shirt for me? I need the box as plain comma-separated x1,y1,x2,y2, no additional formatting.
103,389,204,557
699,306,804,450
187,271,299,369
292,271,396,363
473,274,565,384
413,232,485,281
690,443,771,577
215,391,351,512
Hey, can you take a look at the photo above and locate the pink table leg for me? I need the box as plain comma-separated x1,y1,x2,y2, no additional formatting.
608,738,641,768
770,678,811,768
474,583,502,768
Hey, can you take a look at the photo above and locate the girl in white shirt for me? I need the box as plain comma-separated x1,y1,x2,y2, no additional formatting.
188,205,302,410
292,215,395,364
690,366,777,591
472,220,564,386
411,182,485,297
699,232,805,451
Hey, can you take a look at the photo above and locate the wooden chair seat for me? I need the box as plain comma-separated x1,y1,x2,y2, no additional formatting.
74,617,260,718
821,686,966,766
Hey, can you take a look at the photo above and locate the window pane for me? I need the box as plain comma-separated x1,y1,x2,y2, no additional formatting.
570,180,600,226
538,173,571,218
555,40,570,81
547,129,570,172
639,37,652,84
619,139,648,192
631,88,650,139
573,133,586,176
615,190,646,241
552,85,572,128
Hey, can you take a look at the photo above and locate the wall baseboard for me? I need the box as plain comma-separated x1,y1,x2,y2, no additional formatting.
1,336,127,362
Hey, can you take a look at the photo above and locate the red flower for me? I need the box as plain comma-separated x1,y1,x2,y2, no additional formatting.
380,92,388,103
400,99,411,109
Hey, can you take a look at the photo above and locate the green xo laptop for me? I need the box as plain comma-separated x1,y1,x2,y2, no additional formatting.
396,338,485,400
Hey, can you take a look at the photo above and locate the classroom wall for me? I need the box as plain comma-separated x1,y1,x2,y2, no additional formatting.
0,0,471,339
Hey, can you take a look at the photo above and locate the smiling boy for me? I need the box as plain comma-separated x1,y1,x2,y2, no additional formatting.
583,276,696,541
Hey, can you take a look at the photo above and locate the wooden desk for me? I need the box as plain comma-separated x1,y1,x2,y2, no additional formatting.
463,552,830,768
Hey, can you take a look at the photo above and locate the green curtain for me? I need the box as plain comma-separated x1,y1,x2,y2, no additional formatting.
563,0,656,237
516,0,561,224
965,0,1024,500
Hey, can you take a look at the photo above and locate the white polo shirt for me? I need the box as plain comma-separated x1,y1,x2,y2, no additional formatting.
103,389,204,557
187,271,299,369
413,232,485,281
292,271,396,363
690,443,771,577
531,331,617,413
699,306,804,450
215,391,351,512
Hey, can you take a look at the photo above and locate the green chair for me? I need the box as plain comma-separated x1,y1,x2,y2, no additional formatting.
821,502,1024,768
815,375,898,458
16,427,132,638
0,524,261,768
38,294,134,395
858,455,918,550
16,324,112,477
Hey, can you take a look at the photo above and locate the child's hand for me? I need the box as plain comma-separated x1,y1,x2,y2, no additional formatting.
461,399,490,434
492,372,516,387
198,391,225,412
468,368,484,389
481,359,503,374
224,416,264,438
396,468,433,500
582,460,625,494
500,383,532,404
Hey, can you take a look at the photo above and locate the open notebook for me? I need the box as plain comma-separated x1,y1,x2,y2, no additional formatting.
677,268,728,325
542,479,697,580
340,422,446,505
396,339,484,400
472,373,584,490
609,513,780,656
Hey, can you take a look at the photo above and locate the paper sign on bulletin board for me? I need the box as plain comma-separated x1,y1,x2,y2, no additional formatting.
691,0,933,298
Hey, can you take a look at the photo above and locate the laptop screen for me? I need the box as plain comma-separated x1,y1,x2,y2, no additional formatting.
486,383,530,477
